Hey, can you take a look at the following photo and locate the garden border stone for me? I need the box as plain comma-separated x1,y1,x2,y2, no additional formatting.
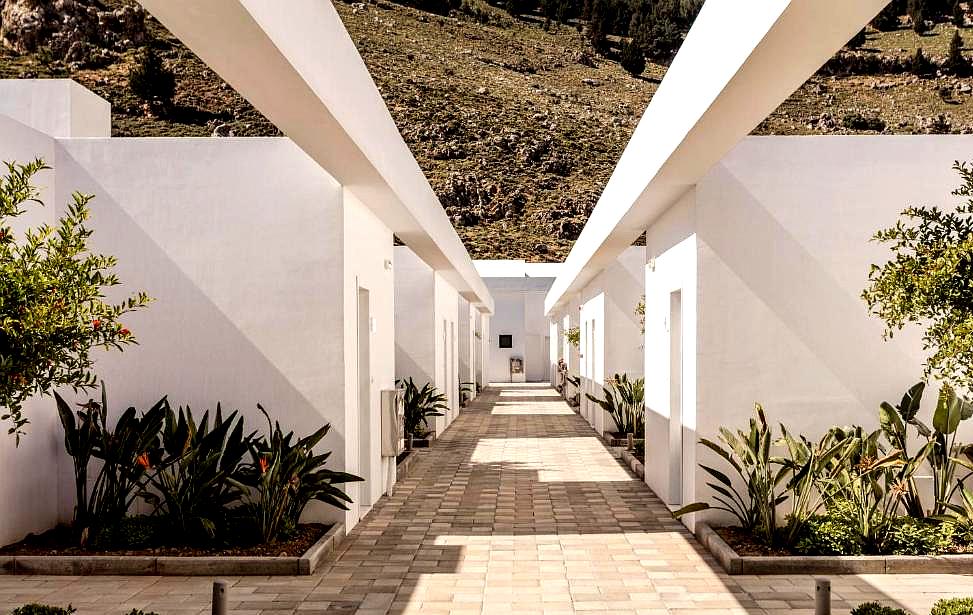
0,522,345,576
619,449,644,479
695,522,973,574
396,449,418,481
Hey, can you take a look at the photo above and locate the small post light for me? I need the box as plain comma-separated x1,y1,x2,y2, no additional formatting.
815,578,831,615
212,579,228,615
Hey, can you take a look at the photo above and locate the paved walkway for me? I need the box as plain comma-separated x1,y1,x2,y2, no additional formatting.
1,384,972,615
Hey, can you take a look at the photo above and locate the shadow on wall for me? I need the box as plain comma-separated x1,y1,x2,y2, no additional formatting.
33,156,351,528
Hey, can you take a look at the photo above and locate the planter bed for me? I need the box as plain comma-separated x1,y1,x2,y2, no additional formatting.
410,431,437,448
602,432,645,448
0,523,345,576
696,522,973,575
620,449,645,479
397,449,418,480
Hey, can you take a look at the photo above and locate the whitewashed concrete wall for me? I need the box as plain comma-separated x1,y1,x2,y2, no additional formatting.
648,136,973,528
577,247,645,434
393,246,461,435
342,189,395,520
643,191,697,508
0,79,110,138
479,270,557,383
0,88,396,541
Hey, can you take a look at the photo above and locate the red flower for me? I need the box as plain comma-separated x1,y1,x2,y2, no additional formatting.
136,452,151,469
92,319,101,330
119,328,131,337
258,457,270,474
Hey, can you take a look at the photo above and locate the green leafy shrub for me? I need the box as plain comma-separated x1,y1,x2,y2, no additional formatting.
91,515,165,550
586,373,644,435
883,517,953,555
11,606,76,615
399,378,447,438
125,610,160,615
237,406,363,543
795,501,865,556
56,385,168,546
128,46,176,106
850,602,908,615
0,160,150,438
142,405,254,542
564,327,580,348
931,597,973,615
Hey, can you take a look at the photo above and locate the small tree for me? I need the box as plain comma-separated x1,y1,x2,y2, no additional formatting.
954,0,966,26
911,47,936,75
0,160,150,439
619,39,645,76
947,29,971,74
873,3,902,31
128,46,176,107
911,0,929,33
863,161,973,390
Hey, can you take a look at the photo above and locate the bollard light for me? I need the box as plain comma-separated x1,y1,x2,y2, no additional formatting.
212,579,228,615
815,578,831,615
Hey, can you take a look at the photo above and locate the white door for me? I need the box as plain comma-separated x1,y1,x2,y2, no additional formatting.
357,287,372,511
668,290,683,506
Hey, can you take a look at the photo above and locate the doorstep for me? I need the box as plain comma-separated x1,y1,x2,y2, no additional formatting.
0,523,345,576
695,522,973,575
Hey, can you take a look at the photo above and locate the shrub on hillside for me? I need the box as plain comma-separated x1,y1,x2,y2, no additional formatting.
946,29,971,75
842,111,887,132
619,39,645,76
847,28,867,49
911,47,936,75
128,46,175,107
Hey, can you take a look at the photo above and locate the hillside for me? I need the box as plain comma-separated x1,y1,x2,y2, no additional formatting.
1,0,972,261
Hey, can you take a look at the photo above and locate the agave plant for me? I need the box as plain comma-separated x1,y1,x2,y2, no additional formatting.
585,373,644,436
55,385,168,545
399,378,447,438
142,404,255,541
237,405,363,543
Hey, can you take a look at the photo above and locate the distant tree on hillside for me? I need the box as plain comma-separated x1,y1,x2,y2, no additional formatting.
587,0,609,53
911,0,930,32
955,0,967,26
619,39,645,76
873,2,902,31
128,46,175,109
911,46,936,75
947,29,971,74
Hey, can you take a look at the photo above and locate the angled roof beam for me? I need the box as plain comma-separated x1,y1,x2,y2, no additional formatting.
138,0,493,313
544,0,888,315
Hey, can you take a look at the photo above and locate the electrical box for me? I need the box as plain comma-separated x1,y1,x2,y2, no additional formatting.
381,388,404,457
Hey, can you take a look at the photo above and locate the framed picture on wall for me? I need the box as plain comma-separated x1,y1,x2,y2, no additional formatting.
499,334,512,348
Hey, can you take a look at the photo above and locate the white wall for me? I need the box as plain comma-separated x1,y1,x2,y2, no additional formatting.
577,246,645,434
342,189,395,522
647,136,973,528
478,263,558,383
393,247,461,435
0,79,110,138
642,191,697,508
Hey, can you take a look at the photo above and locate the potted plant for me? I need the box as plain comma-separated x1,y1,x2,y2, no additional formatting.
398,378,447,450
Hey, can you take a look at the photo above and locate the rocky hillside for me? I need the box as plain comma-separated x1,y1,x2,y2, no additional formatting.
2,0,973,260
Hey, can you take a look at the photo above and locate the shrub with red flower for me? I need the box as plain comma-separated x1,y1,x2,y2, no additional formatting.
0,159,151,440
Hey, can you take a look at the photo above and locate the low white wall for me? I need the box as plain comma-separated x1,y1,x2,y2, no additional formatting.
0,79,109,138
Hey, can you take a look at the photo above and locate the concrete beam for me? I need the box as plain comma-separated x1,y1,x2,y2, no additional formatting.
544,0,888,315
138,0,493,313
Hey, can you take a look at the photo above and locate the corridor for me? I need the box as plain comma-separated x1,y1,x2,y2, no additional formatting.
0,385,970,614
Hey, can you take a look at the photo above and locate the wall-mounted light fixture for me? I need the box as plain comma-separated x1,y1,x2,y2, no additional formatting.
384,259,393,271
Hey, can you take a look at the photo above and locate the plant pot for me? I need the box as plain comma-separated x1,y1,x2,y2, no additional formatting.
405,433,414,451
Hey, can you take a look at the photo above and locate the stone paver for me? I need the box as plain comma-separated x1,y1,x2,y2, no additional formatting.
1,383,972,615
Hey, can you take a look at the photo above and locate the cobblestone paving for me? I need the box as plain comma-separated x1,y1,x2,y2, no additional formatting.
1,384,972,615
